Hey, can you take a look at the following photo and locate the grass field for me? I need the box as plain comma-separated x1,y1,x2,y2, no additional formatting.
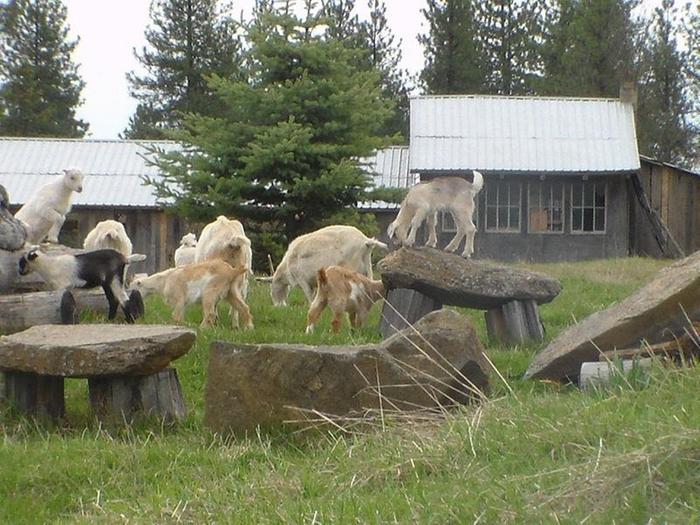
2,257,699,524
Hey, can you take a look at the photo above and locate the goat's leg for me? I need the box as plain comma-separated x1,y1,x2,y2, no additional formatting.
444,210,469,253
426,212,438,248
330,310,344,333
227,292,253,330
405,208,429,247
102,284,120,320
299,279,316,304
305,295,327,334
200,293,219,327
45,212,66,243
461,221,477,258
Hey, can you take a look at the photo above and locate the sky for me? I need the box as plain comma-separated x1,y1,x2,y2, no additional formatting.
62,0,661,140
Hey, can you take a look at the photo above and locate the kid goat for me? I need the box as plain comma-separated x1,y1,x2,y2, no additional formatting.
387,170,484,258
305,265,385,334
130,259,253,329
18,247,143,322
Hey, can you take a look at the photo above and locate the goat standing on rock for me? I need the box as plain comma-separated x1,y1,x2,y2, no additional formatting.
388,170,483,258
15,168,84,244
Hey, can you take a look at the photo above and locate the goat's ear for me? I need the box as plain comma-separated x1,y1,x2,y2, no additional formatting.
27,251,38,261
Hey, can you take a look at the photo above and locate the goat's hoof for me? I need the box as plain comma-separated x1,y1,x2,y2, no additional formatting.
305,325,314,334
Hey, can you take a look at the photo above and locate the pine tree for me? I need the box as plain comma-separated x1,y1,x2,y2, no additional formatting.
148,5,393,264
474,0,548,95
418,0,487,94
541,0,644,97
124,0,243,139
637,0,697,164
0,0,87,137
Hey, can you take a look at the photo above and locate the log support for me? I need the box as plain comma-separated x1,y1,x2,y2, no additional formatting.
379,288,442,339
485,299,545,345
3,371,65,419
88,367,186,422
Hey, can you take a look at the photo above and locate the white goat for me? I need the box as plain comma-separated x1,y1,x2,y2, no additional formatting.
174,232,197,267
83,220,133,258
387,171,484,258
195,216,252,297
271,225,387,306
15,168,84,244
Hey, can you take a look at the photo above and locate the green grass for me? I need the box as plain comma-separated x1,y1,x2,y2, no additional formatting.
2,256,699,524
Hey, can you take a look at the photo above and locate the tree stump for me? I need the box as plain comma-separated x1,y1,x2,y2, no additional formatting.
3,371,65,419
88,367,186,422
380,288,442,338
484,299,545,345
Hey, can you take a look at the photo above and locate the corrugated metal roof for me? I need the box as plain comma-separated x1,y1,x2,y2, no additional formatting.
0,137,180,208
358,146,414,210
410,95,640,174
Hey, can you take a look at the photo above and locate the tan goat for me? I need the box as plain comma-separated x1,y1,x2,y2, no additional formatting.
305,265,385,334
130,259,253,329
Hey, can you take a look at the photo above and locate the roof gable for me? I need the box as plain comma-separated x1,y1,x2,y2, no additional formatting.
410,95,640,174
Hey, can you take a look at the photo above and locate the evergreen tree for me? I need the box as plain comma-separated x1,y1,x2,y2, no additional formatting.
474,0,548,95
541,0,644,97
685,0,699,148
148,6,393,264
637,0,697,164
0,0,87,137
418,0,487,94
124,0,243,139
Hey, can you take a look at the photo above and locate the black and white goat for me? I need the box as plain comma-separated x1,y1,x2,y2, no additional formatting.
18,247,144,322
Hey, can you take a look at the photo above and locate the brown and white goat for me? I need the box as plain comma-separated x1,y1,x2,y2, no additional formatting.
305,265,385,334
130,259,253,329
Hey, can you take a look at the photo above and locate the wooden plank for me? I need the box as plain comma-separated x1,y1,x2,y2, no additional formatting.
485,299,544,345
379,288,442,338
600,324,700,361
3,371,65,419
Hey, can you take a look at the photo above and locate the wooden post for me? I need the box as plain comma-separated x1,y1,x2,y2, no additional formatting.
3,371,65,419
380,288,442,339
484,299,545,345
88,367,186,422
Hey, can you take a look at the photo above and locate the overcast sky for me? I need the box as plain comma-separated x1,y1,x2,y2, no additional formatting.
63,0,661,140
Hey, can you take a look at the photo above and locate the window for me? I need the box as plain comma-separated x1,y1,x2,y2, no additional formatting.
571,181,606,233
528,181,564,233
485,181,521,232
440,211,457,233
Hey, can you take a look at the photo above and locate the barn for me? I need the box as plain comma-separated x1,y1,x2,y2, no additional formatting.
0,137,188,274
364,94,698,262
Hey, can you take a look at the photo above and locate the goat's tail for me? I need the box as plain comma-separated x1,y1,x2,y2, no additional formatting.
471,170,484,193
365,238,388,252
127,254,147,263
317,267,328,288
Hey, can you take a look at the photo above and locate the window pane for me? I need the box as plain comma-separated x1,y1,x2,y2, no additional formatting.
498,207,508,229
530,209,547,232
594,208,605,231
594,185,606,207
583,208,594,230
487,187,497,205
584,184,593,206
487,206,497,228
509,206,520,230
572,208,582,230
572,183,582,206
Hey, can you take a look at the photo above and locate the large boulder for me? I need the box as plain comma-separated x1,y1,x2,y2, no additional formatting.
378,247,561,309
204,309,490,434
0,324,196,377
525,251,700,381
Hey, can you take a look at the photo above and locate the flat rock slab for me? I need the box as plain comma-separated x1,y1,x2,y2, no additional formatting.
378,247,561,309
524,251,700,381
205,309,490,434
0,324,196,377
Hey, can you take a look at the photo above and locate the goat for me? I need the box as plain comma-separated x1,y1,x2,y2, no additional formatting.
195,216,252,298
271,225,387,307
0,184,27,252
83,220,134,258
15,168,84,244
305,265,385,333
130,259,253,329
18,247,142,323
387,171,484,258
174,232,197,267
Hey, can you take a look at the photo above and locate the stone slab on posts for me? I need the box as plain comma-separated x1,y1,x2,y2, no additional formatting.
377,247,561,344
524,251,700,382
0,324,196,421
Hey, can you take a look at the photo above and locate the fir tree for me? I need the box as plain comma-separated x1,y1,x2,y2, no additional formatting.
0,0,87,137
418,0,487,94
148,6,393,264
124,0,243,139
637,0,697,164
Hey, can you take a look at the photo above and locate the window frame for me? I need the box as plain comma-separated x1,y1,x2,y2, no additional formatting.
484,180,522,233
527,180,566,235
570,180,607,235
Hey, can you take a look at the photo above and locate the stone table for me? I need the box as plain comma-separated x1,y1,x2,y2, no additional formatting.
0,324,196,421
377,247,562,344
